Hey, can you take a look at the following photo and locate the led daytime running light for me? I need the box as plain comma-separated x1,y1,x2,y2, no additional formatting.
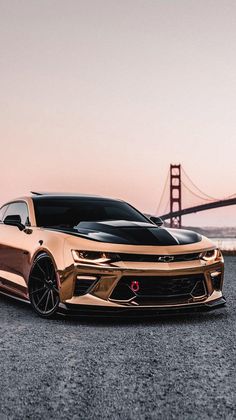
72,250,114,264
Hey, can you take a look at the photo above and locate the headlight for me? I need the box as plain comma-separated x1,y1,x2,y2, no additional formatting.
200,249,220,262
72,250,120,264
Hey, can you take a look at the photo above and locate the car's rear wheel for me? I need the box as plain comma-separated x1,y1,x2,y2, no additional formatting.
28,253,60,318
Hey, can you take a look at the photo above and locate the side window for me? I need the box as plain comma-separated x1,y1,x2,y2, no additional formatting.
3,202,30,226
0,205,8,222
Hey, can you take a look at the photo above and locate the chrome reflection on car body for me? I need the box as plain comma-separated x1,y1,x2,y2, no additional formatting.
0,193,225,317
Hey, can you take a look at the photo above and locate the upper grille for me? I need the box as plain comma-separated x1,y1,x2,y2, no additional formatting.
117,253,200,263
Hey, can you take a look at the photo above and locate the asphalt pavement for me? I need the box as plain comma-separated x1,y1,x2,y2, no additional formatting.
0,256,235,419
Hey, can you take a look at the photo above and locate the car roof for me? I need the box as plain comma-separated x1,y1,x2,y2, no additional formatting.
29,193,123,202
0,193,124,207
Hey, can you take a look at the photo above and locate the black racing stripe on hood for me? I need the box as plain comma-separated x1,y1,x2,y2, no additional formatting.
166,228,202,245
44,221,202,246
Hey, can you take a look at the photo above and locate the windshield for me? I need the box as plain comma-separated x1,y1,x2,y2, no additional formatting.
33,197,148,228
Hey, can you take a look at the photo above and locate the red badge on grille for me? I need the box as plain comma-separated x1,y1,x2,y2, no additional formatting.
130,280,140,293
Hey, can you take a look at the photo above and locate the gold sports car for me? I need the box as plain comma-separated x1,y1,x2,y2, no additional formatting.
0,193,225,318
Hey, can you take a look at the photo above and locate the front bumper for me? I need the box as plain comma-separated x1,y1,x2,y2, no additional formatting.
57,258,225,314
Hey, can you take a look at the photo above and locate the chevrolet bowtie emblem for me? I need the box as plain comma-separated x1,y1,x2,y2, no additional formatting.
158,256,175,262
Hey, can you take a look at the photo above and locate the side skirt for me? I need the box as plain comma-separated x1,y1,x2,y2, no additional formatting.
0,289,30,304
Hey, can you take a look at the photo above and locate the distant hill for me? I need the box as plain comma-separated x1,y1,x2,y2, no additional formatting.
145,214,235,237
183,226,236,238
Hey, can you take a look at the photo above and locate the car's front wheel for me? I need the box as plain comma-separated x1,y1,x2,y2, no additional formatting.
28,253,60,318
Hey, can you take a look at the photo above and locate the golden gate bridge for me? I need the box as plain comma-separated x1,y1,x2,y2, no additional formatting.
157,164,236,228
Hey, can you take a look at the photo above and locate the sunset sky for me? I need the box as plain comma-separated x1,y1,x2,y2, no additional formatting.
0,0,235,226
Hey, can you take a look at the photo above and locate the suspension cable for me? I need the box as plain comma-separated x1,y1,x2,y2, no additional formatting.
224,193,236,199
155,171,170,215
182,167,219,201
181,180,215,202
163,199,170,215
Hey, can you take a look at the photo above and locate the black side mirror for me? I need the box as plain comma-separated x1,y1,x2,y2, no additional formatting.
150,216,164,227
4,215,25,231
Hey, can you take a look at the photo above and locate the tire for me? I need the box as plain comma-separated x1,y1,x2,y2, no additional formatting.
28,253,60,318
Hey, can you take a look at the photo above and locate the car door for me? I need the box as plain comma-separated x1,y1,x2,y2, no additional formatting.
0,201,31,297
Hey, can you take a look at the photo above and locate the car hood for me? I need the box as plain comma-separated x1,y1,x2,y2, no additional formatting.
48,220,202,246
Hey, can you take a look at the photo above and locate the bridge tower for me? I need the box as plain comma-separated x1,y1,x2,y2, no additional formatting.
170,164,182,228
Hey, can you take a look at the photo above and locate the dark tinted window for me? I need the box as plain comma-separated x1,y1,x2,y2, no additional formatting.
3,202,30,225
0,205,8,222
33,198,148,228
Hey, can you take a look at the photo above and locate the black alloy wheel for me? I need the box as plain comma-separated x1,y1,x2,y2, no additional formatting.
29,253,60,318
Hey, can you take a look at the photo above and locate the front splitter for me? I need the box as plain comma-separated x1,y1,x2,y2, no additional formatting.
57,296,226,318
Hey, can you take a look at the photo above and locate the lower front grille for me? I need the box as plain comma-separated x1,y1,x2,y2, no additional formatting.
74,276,98,296
110,274,206,303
